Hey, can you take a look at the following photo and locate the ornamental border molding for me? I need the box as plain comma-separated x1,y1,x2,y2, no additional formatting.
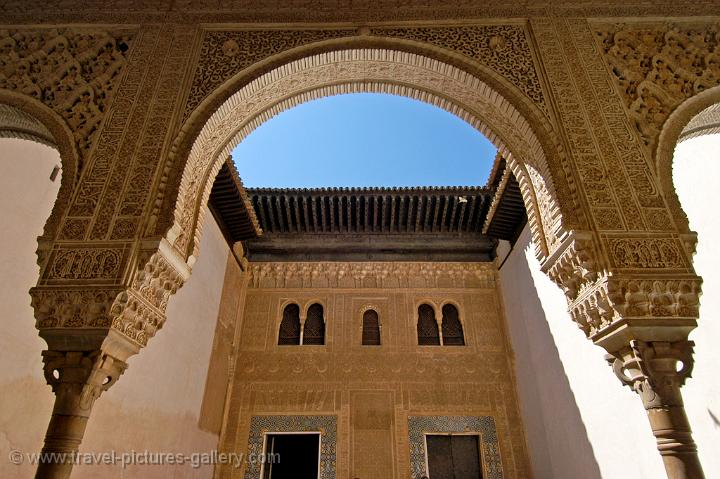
249,261,496,290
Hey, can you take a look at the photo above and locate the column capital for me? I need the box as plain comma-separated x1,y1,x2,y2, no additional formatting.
605,340,695,409
41,349,127,415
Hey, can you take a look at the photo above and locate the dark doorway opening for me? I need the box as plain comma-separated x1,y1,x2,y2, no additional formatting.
426,434,482,479
263,433,320,479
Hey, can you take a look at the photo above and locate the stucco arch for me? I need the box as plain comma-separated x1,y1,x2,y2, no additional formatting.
0,90,79,241
656,85,720,234
164,46,572,270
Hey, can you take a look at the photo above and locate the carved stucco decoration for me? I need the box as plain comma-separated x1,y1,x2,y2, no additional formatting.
372,25,548,116
0,28,134,174
31,240,188,347
183,29,352,121
109,247,187,346
596,23,720,152
248,261,496,290
183,25,548,123
543,230,699,340
566,275,701,339
164,48,569,275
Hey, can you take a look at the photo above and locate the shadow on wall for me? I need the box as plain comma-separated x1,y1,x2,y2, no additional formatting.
498,227,602,479
709,410,720,429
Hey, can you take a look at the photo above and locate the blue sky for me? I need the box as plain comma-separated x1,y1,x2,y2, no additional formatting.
231,93,497,188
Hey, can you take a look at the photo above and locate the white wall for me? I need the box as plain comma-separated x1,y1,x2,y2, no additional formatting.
0,137,232,478
500,131,720,478
81,206,230,479
0,138,60,479
673,133,720,477
499,226,665,479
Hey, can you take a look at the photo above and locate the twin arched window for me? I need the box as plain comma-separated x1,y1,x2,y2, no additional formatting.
278,303,325,345
278,302,463,346
417,303,465,346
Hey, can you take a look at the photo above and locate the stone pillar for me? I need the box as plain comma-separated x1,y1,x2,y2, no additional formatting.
606,340,705,479
35,349,127,479
543,231,706,479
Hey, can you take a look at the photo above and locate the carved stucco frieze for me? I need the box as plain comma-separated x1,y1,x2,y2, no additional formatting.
32,288,123,329
596,23,720,153
249,262,496,290
567,275,701,338
48,25,196,247
32,241,188,348
533,19,682,236
0,27,134,174
2,1,720,24
542,230,700,339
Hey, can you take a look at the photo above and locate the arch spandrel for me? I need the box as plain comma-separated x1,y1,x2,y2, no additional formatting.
593,21,720,235
163,45,576,270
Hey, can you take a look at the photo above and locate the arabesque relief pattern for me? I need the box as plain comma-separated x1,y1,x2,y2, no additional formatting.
372,24,548,115
597,23,720,153
0,27,134,174
183,29,353,121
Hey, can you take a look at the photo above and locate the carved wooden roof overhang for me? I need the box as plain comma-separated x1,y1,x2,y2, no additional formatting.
243,185,496,261
482,155,527,243
207,156,531,261
248,186,492,235
208,157,262,243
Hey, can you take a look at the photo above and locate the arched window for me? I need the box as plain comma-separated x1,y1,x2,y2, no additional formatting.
278,304,301,345
417,304,440,345
303,303,325,345
362,309,381,346
441,304,465,346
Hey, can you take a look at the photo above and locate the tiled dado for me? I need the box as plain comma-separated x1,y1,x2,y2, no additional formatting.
408,415,502,479
245,415,337,479
244,414,501,478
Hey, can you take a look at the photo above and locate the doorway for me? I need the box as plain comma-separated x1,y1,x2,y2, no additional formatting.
262,433,320,479
426,434,482,479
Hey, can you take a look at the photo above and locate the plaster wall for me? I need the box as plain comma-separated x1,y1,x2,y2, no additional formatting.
672,134,720,478
0,138,60,479
0,136,231,479
80,207,230,479
499,220,718,478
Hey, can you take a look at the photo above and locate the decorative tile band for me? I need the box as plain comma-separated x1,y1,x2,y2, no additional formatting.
408,415,503,479
245,415,337,479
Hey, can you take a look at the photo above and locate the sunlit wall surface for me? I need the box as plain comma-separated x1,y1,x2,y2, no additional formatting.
673,133,720,478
